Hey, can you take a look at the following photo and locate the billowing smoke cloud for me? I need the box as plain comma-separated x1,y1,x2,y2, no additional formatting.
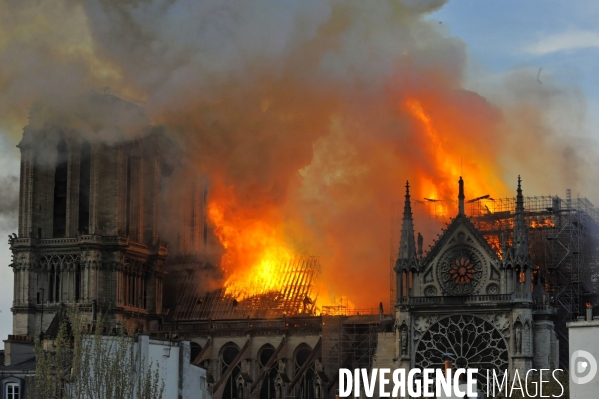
0,175,18,231
0,0,597,307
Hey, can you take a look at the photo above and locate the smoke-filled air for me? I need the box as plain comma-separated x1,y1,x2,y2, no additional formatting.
0,0,597,309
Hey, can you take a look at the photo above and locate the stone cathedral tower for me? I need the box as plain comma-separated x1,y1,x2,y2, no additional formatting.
9,93,169,337
394,177,559,390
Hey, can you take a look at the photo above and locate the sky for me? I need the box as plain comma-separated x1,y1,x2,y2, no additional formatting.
1,0,599,343
430,1,599,137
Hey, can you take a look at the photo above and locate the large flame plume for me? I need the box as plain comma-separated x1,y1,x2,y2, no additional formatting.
206,189,294,300
0,1,597,311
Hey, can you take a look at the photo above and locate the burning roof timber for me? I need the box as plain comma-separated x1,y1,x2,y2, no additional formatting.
165,255,322,320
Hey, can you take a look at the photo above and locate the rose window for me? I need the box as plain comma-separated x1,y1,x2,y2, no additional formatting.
437,247,484,295
449,257,475,284
415,314,508,393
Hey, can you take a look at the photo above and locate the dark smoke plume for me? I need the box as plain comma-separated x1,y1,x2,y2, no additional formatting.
0,0,597,306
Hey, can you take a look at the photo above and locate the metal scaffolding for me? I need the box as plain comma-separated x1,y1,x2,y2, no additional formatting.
469,193,599,367
391,191,599,367
321,315,343,383
340,318,379,371
321,315,380,395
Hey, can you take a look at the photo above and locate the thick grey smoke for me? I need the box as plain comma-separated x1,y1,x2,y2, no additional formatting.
0,0,597,306
0,175,18,231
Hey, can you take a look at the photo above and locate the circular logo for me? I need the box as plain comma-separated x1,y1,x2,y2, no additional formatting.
571,350,598,385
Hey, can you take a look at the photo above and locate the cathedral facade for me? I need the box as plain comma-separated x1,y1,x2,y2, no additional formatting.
394,177,559,390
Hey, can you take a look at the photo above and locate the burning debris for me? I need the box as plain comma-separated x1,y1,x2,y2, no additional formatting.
167,255,322,320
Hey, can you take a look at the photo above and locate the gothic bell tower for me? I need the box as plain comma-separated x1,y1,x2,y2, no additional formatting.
9,93,169,337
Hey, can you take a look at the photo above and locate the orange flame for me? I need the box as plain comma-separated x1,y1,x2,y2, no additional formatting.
403,98,508,209
207,196,295,300
484,235,503,259
405,98,453,216
205,97,514,309
530,219,555,229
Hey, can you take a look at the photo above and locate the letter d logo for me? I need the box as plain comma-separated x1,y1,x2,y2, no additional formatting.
571,350,598,385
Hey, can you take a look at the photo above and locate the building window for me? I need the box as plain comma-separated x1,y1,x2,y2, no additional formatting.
78,141,91,234
294,344,315,399
53,138,68,238
48,265,60,303
5,382,20,399
48,267,54,302
129,271,135,306
126,153,132,237
75,265,81,302
258,345,277,399
221,343,241,399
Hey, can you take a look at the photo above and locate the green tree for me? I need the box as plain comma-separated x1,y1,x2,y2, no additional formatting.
32,309,165,399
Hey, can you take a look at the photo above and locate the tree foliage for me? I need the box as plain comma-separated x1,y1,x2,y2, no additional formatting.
32,309,165,399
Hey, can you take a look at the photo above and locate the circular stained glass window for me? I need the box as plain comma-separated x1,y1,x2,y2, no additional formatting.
437,246,484,295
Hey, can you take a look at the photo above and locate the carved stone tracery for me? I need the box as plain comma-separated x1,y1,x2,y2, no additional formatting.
437,246,484,295
415,314,508,392
39,253,81,271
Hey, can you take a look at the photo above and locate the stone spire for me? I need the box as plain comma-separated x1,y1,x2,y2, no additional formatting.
514,175,529,256
399,181,416,260
458,176,465,216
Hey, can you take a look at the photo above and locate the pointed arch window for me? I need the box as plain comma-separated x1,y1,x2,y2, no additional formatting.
53,138,68,237
55,268,60,302
48,267,54,302
48,265,60,302
221,343,241,399
78,141,91,234
294,344,315,399
258,345,277,399
75,264,81,302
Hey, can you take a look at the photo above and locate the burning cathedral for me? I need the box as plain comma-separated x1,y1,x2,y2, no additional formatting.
394,178,559,393
7,93,589,399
